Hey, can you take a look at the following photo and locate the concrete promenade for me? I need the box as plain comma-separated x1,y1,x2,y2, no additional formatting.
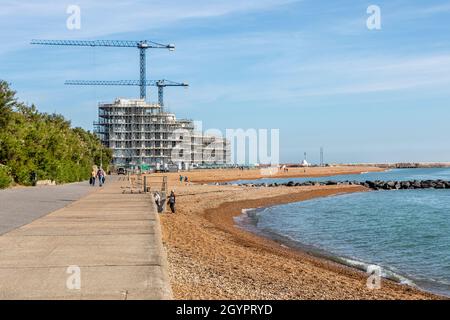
0,181,94,235
0,179,172,299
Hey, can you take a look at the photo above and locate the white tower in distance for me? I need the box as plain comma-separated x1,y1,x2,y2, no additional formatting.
301,152,309,167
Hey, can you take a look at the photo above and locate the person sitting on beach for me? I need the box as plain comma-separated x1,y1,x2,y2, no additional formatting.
168,190,176,213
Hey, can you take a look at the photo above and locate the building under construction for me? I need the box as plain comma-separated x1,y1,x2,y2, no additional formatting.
94,98,230,169
30,38,231,169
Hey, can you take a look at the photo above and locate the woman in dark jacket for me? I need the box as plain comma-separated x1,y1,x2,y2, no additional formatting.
168,190,176,213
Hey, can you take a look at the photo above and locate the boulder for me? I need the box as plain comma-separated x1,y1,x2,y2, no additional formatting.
412,181,422,188
386,181,396,188
435,182,445,189
400,181,411,189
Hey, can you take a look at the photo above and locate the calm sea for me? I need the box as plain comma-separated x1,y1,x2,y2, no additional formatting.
235,168,450,297
234,167,450,185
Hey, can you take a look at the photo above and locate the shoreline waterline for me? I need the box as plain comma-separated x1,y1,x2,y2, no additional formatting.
159,167,442,299
234,191,449,298
235,204,418,291
200,186,441,299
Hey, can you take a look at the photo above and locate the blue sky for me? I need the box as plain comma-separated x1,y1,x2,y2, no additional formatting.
1,0,450,163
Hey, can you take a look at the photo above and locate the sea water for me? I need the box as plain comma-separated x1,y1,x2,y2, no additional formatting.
234,167,450,185
236,168,450,296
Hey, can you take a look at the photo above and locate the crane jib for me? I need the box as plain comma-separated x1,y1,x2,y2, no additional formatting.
30,38,177,100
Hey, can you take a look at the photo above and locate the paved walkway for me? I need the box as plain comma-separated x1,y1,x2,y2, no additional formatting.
0,179,172,299
0,181,94,235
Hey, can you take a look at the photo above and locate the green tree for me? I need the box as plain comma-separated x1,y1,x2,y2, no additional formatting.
0,80,111,188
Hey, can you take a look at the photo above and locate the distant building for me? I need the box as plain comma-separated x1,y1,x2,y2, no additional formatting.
94,98,230,169
301,159,310,167
301,152,310,167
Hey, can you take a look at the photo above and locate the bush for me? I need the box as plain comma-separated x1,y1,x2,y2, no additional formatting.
0,80,112,186
0,165,12,189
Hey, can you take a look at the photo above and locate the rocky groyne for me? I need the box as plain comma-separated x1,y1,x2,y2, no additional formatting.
233,180,450,190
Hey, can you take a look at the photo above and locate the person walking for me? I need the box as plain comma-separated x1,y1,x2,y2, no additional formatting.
91,169,96,186
101,168,106,185
179,175,183,183
97,168,105,187
167,190,176,213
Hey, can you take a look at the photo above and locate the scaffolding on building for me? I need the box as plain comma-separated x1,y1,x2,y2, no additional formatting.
94,98,230,169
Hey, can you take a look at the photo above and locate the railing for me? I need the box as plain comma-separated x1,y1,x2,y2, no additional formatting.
120,172,144,194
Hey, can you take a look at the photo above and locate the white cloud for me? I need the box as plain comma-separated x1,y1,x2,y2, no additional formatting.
421,3,450,15
3,1,450,110
174,51,450,103
0,0,299,56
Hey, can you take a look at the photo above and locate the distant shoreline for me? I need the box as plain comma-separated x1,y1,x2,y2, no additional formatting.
339,162,450,169
189,165,385,184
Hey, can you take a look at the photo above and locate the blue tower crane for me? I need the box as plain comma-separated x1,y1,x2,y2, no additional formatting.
30,39,175,100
